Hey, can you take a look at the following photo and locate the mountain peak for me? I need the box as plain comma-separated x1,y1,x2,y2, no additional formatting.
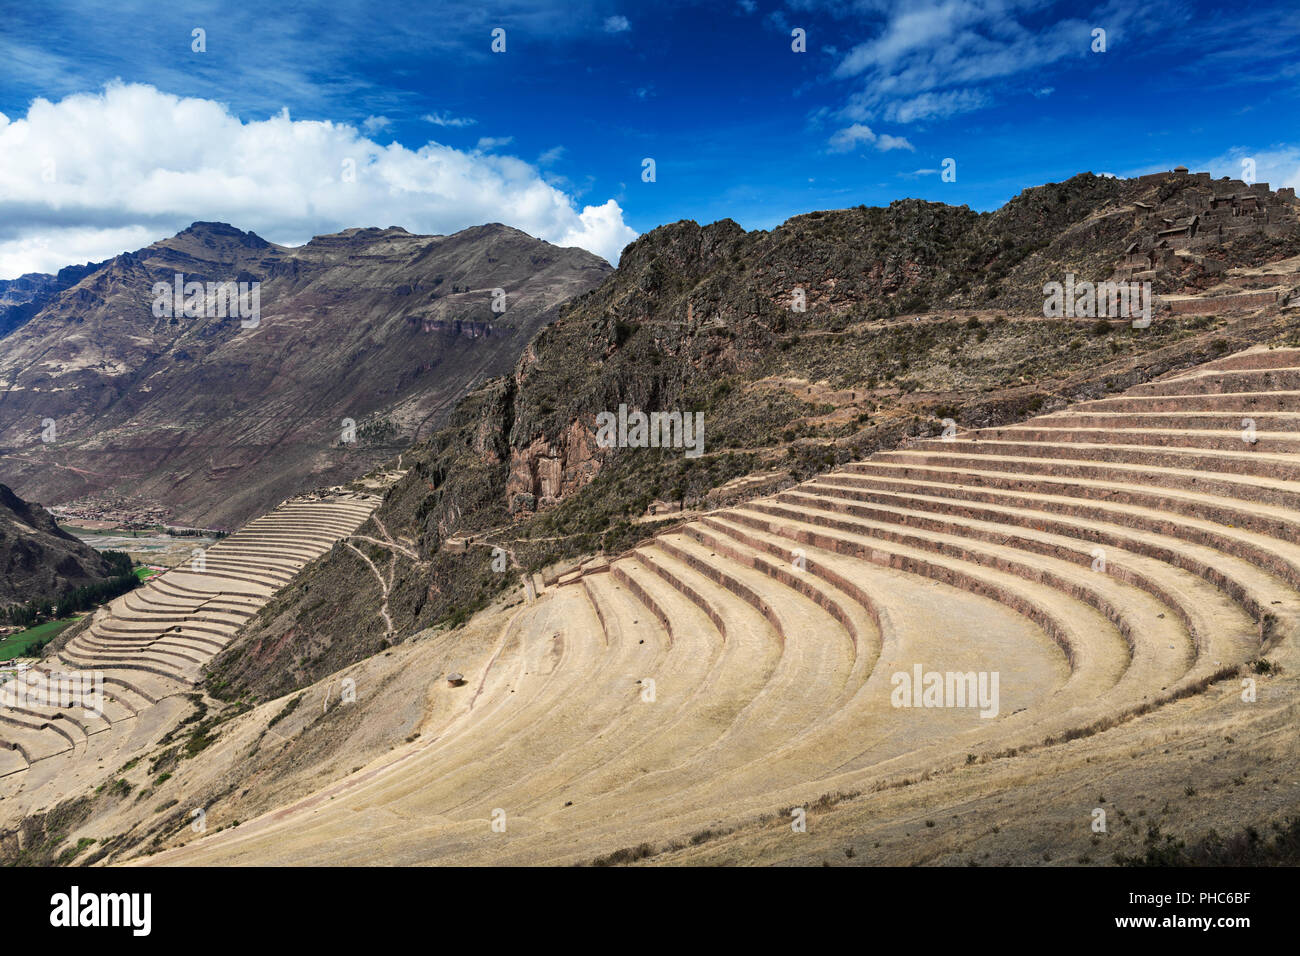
168,221,272,250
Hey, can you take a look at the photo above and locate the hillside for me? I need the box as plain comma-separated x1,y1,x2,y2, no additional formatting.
0,262,104,340
202,167,1300,700
0,484,119,608
0,222,612,529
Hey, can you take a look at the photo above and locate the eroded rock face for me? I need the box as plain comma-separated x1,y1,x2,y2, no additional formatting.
0,222,612,529
506,419,607,512
421,318,494,337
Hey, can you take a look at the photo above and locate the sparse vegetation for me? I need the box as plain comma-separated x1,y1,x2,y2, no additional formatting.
1117,818,1300,866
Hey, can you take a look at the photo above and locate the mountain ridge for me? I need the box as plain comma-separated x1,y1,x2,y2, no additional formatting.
0,221,613,528
0,261,105,339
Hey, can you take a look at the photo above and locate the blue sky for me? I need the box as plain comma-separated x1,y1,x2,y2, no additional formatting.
1,0,1298,277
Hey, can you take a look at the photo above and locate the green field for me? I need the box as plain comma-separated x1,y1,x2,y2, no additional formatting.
0,616,82,661
134,566,160,580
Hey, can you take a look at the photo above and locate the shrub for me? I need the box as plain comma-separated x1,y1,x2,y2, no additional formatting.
267,694,304,729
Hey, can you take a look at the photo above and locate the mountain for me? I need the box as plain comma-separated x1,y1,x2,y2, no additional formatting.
0,222,612,528
0,262,104,340
0,483,119,608
204,168,1300,698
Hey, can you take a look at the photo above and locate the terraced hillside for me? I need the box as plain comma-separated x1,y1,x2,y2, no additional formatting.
0,490,382,792
134,345,1297,866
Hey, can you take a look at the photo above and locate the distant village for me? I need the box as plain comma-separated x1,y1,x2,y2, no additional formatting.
50,501,221,536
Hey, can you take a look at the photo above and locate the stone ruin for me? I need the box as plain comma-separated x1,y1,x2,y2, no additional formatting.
1110,166,1299,313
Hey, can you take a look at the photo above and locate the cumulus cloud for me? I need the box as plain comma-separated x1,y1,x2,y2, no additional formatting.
827,123,914,153
0,83,637,276
556,200,637,259
874,133,916,152
828,124,874,152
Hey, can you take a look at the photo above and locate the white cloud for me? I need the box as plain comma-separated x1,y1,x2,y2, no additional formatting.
422,110,476,128
1198,145,1300,191
537,146,566,166
362,115,392,134
881,89,989,124
556,199,637,260
475,135,514,151
0,83,637,277
828,124,875,151
603,15,631,33
830,0,1159,125
0,224,159,275
827,123,914,153
875,133,916,152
